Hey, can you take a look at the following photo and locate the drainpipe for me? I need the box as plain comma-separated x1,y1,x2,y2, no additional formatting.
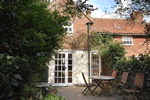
86,22,93,83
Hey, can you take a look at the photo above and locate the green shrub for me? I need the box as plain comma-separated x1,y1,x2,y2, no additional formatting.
115,53,150,90
101,41,126,70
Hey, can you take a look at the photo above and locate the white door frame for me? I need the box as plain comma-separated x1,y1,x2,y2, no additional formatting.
52,51,73,86
90,52,101,76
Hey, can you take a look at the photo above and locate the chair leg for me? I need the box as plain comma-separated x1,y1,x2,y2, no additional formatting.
114,87,119,94
83,87,94,96
141,91,147,100
83,88,89,96
132,92,136,100
82,88,88,94
123,91,127,100
89,88,94,95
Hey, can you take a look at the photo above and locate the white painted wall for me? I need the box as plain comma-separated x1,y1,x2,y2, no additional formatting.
72,50,89,85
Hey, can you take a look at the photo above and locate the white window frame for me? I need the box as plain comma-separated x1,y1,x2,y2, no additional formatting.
63,21,73,34
122,36,134,46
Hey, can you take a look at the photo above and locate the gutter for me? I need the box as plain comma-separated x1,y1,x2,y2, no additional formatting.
97,32,147,36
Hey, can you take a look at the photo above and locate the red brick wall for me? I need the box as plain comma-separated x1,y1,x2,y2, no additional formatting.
62,13,93,50
114,36,150,57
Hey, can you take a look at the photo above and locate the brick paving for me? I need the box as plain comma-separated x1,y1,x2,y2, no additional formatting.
54,86,125,100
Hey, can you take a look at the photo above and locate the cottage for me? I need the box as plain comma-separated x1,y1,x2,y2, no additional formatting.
47,0,150,86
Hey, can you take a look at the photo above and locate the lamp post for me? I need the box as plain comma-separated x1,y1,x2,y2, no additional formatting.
86,22,93,83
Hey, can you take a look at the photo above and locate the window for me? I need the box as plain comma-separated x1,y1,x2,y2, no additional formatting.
91,54,101,76
63,21,73,33
122,36,133,46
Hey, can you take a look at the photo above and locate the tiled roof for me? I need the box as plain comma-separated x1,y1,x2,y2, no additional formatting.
92,18,146,35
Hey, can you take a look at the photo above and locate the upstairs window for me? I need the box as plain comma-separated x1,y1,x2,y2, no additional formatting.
63,21,73,33
122,36,133,46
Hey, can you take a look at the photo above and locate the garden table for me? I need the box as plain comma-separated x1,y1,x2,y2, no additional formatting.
90,76,115,96
36,82,52,98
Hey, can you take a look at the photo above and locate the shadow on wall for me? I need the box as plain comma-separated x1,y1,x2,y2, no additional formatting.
72,50,89,85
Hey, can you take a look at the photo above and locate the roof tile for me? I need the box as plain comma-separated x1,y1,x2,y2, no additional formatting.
92,18,146,34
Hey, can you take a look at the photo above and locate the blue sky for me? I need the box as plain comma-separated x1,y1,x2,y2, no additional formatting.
88,0,150,22
87,0,122,18
89,0,116,12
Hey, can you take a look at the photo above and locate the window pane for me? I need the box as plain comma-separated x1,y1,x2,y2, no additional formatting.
68,22,72,26
55,66,57,70
62,78,65,83
58,66,61,70
64,28,68,31
55,78,57,83
68,72,72,76
68,60,72,64
68,54,72,58
68,66,72,70
123,41,126,44
58,78,61,83
55,72,57,77
59,54,61,58
58,72,61,77
68,78,72,83
69,28,72,31
130,41,132,44
62,72,65,77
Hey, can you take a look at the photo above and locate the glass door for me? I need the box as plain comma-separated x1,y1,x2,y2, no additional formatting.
54,53,72,86
91,54,101,76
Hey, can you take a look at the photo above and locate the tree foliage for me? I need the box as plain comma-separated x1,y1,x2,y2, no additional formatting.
90,32,126,69
0,0,71,99
114,0,150,15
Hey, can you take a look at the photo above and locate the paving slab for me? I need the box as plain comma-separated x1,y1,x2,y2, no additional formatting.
53,86,125,100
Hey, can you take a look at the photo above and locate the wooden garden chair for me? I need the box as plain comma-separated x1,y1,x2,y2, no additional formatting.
102,70,118,89
81,72,95,96
123,73,147,100
113,72,129,95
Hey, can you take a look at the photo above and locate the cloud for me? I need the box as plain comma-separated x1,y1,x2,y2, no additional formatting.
91,9,112,18
90,0,131,19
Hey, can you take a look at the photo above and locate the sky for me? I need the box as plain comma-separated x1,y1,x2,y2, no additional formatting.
87,0,130,19
86,0,150,22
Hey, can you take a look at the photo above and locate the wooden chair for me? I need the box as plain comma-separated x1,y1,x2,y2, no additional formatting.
81,72,95,96
103,70,118,89
114,72,129,95
123,73,147,100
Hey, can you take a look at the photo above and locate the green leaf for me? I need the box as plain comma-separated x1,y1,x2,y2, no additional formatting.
0,54,4,58
7,89,13,97
6,56,13,60
3,75,10,83
0,1,3,10
11,78,19,86
14,74,22,80
21,58,28,61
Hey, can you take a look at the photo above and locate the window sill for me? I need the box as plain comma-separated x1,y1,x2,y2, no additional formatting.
122,44,134,46
66,33,73,35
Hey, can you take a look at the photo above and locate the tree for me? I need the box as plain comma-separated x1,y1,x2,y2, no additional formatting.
0,0,97,99
0,0,71,99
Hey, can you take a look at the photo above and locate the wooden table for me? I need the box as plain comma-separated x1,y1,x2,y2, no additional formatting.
90,76,115,96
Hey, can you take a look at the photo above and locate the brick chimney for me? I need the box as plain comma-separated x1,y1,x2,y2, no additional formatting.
130,11,143,23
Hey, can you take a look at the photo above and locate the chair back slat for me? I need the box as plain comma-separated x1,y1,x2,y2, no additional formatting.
134,73,144,88
111,70,118,78
81,72,88,85
121,72,129,83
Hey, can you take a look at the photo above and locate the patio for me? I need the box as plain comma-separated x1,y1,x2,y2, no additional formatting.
54,86,125,100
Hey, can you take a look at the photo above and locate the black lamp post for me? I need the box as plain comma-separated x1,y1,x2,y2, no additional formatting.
86,22,93,83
